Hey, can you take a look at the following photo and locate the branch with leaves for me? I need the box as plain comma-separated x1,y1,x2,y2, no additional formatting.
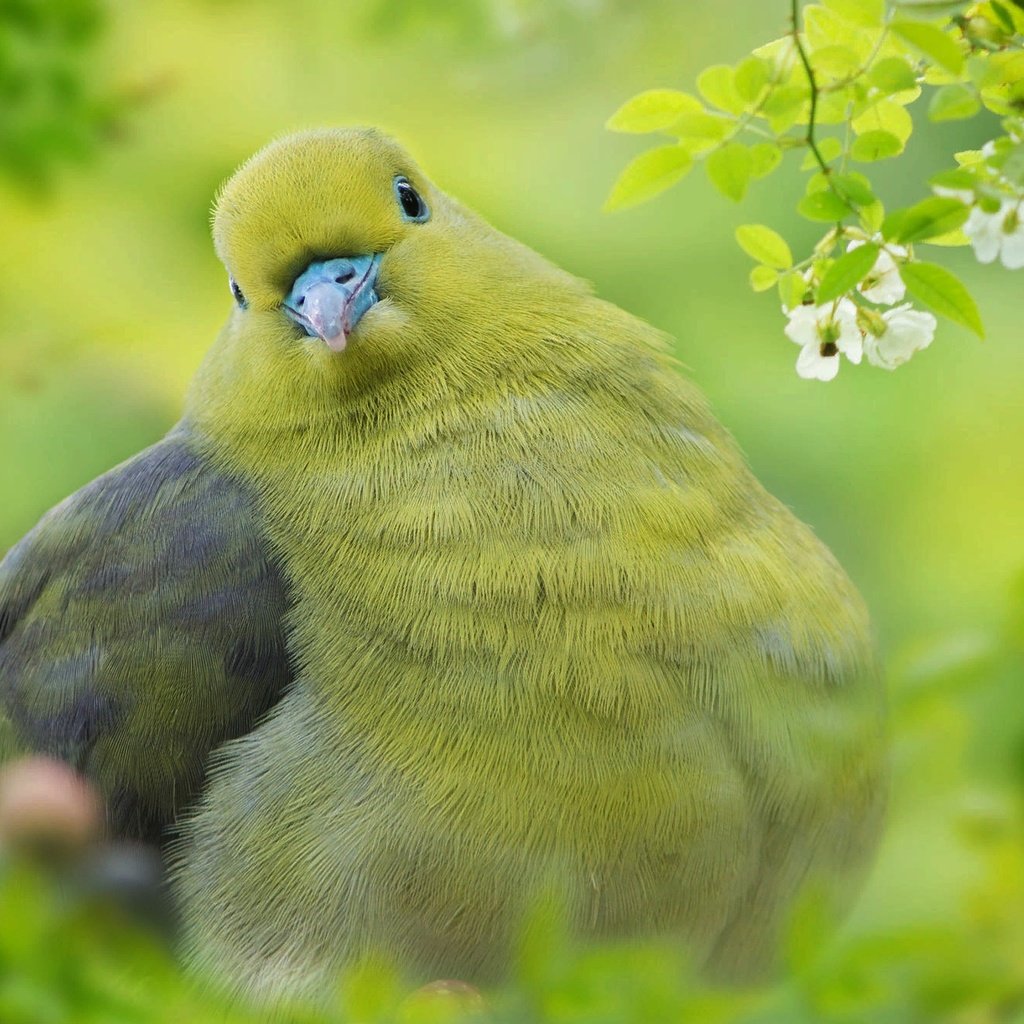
606,0,1024,380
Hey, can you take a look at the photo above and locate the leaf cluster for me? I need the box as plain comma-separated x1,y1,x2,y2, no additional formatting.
607,1,1024,358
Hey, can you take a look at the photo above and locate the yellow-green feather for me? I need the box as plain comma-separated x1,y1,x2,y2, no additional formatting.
173,128,886,1002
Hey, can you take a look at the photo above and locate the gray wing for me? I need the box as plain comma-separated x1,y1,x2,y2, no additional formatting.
0,428,294,842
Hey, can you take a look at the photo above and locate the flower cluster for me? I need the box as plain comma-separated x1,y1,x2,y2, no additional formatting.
610,0,1024,385
783,242,937,382
935,127,1024,270
964,200,1024,270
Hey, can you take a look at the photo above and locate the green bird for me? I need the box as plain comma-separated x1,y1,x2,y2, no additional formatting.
0,128,886,1002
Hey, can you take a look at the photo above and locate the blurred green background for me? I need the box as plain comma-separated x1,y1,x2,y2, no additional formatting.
1,0,1022,1019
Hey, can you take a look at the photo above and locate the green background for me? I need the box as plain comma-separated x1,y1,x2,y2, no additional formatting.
1,1,1022,1019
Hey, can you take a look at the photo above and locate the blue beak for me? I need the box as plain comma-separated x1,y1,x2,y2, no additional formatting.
283,254,381,352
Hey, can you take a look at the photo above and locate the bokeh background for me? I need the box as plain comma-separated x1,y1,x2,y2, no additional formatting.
1,0,1022,1019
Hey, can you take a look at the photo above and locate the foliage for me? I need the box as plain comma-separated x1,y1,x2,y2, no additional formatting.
0,0,140,189
607,0,1024,378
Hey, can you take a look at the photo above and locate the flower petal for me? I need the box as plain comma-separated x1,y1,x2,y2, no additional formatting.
796,342,840,381
1000,218,1024,270
857,245,907,304
864,335,892,370
833,299,864,364
965,206,1003,264
866,304,937,369
860,274,906,305
784,306,820,347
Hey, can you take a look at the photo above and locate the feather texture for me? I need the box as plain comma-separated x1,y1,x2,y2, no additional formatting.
1,127,886,1002
171,129,886,1000
0,431,293,840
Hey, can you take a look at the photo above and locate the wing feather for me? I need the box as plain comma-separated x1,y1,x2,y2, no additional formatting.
0,429,294,842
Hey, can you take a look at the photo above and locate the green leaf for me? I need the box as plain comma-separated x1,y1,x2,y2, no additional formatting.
990,51,1024,88
816,243,880,303
816,90,856,125
991,0,1018,32
697,65,746,115
812,45,862,79
924,228,970,246
800,137,843,169
852,99,914,142
860,199,885,233
749,142,783,179
899,261,984,336
891,20,965,75
929,167,977,192
805,171,831,194
968,53,998,90
831,172,876,206
734,56,772,102
750,265,780,291
891,0,970,12
978,192,1003,213
929,84,981,121
851,129,904,161
754,34,800,67
778,270,809,310
762,83,811,133
975,52,1024,114
921,64,961,88
706,143,753,201
604,146,693,211
798,189,853,222
823,0,884,26
735,224,793,268
869,56,918,95
882,197,970,242
805,5,873,60
607,89,703,133
670,111,732,141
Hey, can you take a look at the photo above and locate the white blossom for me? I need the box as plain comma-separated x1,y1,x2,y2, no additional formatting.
785,299,863,382
964,200,1024,270
848,239,908,304
863,304,937,371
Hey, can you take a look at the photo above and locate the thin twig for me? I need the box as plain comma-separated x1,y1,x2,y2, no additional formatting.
791,0,831,177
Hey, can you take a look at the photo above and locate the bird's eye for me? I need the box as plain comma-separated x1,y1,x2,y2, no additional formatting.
229,276,247,309
394,175,429,223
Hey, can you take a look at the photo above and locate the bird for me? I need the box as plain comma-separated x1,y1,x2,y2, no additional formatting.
0,127,886,1004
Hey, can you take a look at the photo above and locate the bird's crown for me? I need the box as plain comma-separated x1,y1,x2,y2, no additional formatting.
213,128,433,310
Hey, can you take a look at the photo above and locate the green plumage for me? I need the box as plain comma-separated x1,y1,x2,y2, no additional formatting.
0,127,886,1003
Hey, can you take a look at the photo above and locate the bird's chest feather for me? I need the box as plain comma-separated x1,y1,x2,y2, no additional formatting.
208,390,868,858
255,402,736,695
232,402,746,814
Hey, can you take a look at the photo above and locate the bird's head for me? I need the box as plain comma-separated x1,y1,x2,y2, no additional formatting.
192,127,592,438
